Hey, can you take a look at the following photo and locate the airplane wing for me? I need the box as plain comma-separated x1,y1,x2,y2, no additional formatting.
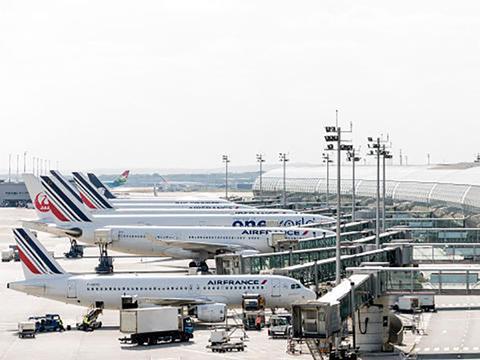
22,220,82,238
149,236,252,254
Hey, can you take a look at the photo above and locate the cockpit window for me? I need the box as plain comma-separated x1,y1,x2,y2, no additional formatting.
290,283,301,289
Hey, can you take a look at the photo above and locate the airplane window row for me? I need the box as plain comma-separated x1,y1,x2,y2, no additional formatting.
122,234,146,239
203,286,265,291
86,286,189,291
185,235,262,240
85,285,265,292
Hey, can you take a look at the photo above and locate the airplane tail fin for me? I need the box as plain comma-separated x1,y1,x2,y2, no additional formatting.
39,175,92,223
13,228,67,279
120,170,129,180
23,174,56,223
87,172,116,199
49,170,86,205
72,172,113,210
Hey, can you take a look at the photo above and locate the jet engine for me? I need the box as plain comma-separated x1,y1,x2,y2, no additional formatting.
193,303,226,322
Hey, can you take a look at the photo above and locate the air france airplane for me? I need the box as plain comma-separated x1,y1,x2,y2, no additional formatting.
7,229,316,314
87,172,232,204
49,172,294,214
84,172,236,205
57,225,328,260
73,171,252,209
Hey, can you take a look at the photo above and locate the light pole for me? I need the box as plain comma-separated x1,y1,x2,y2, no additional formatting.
325,121,353,285
381,145,392,232
347,148,361,222
23,151,27,174
368,137,381,249
8,154,11,182
368,136,392,247
322,153,333,208
16,154,19,182
222,155,230,199
278,153,289,208
256,154,265,199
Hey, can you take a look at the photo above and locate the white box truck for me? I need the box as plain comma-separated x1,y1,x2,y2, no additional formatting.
119,307,194,345
395,294,435,312
2,249,14,262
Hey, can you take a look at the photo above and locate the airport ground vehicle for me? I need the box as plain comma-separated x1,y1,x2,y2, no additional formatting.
119,307,193,345
28,314,65,332
2,248,14,262
267,314,292,338
394,294,435,312
18,321,36,338
242,294,266,330
64,241,84,258
8,245,19,261
206,329,246,352
76,308,103,331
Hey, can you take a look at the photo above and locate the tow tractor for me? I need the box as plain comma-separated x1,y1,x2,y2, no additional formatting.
28,314,66,333
242,294,266,330
77,308,103,331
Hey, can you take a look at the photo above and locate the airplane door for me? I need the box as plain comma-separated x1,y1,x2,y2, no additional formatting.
271,279,281,297
67,280,77,298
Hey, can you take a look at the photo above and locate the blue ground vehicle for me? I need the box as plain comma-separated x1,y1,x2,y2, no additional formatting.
28,314,65,333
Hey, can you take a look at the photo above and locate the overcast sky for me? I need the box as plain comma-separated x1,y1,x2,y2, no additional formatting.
1,1,479,173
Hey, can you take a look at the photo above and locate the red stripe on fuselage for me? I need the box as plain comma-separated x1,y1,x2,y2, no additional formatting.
18,248,41,274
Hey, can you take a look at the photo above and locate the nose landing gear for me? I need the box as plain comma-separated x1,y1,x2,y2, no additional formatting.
64,239,84,258
95,243,113,274
188,260,209,274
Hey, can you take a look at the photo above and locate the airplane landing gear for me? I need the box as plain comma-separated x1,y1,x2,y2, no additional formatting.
64,239,84,258
188,260,209,274
95,243,113,274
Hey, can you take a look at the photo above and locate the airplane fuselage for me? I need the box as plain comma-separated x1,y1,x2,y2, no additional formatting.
8,274,316,310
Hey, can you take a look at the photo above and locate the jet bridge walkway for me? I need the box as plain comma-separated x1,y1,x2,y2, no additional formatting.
392,227,480,243
215,230,406,275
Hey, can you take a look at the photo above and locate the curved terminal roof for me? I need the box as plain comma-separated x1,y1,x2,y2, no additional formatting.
254,164,480,211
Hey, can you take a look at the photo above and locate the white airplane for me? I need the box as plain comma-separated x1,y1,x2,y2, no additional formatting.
87,171,232,204
74,172,253,210
52,225,327,260
23,174,331,233
50,171,294,214
8,228,316,319
76,171,236,206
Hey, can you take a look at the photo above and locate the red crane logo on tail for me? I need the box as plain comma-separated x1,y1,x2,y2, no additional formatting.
34,192,50,212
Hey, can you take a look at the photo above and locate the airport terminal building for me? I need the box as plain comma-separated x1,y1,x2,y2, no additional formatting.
253,163,480,212
0,181,29,207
